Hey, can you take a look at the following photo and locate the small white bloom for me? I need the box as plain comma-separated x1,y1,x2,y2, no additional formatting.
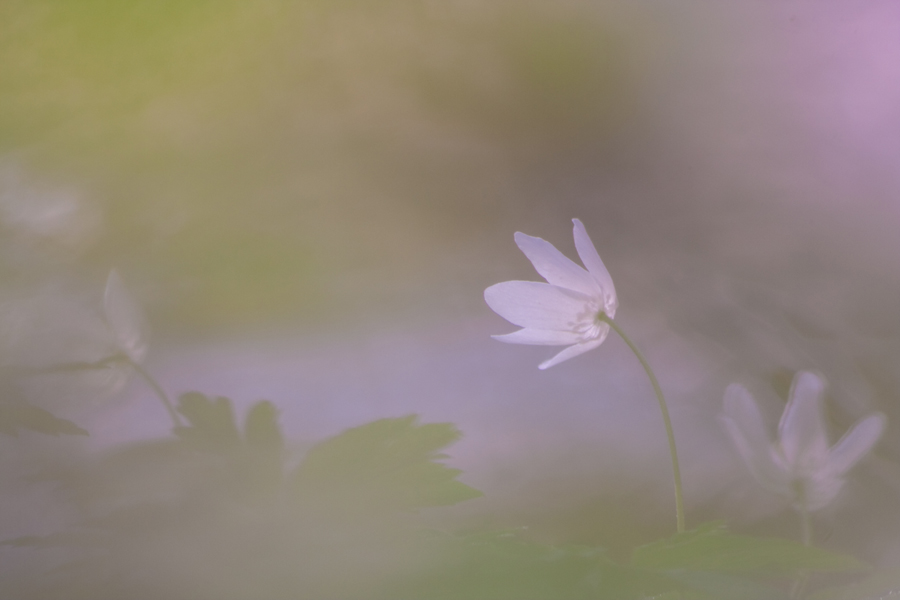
103,269,149,364
721,371,886,511
484,219,617,370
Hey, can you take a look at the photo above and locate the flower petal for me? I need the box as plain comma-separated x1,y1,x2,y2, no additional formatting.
723,384,773,452
538,336,606,370
721,384,789,491
492,328,583,346
828,412,886,475
484,281,595,331
513,232,599,296
778,371,829,467
572,219,617,314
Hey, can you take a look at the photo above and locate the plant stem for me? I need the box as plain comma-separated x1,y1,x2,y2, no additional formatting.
126,358,183,429
793,495,812,599
13,355,183,430
799,497,812,547
601,315,686,533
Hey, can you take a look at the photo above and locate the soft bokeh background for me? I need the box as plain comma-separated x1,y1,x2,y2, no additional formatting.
2,0,900,594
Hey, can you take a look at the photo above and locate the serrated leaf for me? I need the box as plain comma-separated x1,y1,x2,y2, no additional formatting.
0,405,88,436
292,415,482,515
174,392,241,453
632,522,867,577
103,269,149,363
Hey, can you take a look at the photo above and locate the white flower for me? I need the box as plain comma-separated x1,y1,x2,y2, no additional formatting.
484,219,617,370
0,271,150,406
103,269,149,365
720,371,886,511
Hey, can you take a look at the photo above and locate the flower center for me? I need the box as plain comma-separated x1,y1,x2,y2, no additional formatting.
568,303,607,341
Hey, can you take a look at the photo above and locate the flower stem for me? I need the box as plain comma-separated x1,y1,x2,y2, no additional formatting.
792,502,812,599
11,355,182,430
125,358,183,429
799,499,812,547
601,315,686,533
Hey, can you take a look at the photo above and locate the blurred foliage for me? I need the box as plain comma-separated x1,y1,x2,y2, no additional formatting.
0,394,483,599
0,393,875,600
391,529,614,600
631,522,865,576
294,414,483,515
0,403,87,436
0,0,642,331
2,1,898,597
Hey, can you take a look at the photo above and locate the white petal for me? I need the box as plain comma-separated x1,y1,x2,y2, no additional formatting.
720,417,791,495
828,413,886,475
572,219,616,313
538,336,605,370
723,385,773,452
721,385,789,490
492,328,584,346
778,371,829,467
484,281,595,331
513,232,599,296
104,269,149,363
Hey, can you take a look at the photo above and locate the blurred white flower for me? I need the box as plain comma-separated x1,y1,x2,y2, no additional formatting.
721,371,886,511
103,269,149,365
484,219,617,369
0,271,150,410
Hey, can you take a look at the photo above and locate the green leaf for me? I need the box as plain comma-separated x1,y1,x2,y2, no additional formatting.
665,570,789,600
292,415,482,516
243,400,283,455
174,392,241,453
632,522,867,577
239,400,285,492
390,530,613,600
0,405,88,436
173,394,290,496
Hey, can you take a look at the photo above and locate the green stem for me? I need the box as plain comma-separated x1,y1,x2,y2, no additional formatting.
799,490,812,547
126,358,183,429
792,496,812,599
800,509,812,547
12,355,183,430
601,315,686,533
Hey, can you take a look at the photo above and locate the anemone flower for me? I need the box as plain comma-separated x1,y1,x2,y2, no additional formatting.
485,219,686,533
484,218,617,370
721,371,886,514
103,269,149,365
